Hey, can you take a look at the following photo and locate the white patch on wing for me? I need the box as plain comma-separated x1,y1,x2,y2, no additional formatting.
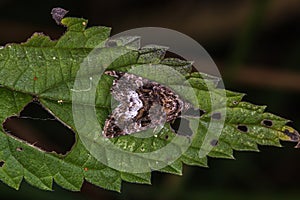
125,91,143,118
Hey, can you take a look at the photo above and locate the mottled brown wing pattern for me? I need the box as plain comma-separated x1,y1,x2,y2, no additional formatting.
102,70,193,138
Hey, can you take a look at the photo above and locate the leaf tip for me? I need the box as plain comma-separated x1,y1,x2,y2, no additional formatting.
61,17,88,31
279,126,300,147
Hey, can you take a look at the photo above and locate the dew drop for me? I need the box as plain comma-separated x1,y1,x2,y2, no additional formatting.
52,56,56,60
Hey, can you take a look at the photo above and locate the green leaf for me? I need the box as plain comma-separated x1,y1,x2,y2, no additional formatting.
0,14,299,192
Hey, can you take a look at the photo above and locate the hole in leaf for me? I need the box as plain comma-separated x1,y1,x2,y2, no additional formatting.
210,139,219,146
237,124,248,133
170,117,193,137
165,134,169,140
262,119,273,127
16,147,23,152
2,101,75,155
211,112,222,120
183,107,205,117
232,101,239,105
0,160,4,167
105,40,118,47
165,51,186,60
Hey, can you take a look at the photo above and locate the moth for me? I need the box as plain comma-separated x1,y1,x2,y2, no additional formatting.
102,70,202,138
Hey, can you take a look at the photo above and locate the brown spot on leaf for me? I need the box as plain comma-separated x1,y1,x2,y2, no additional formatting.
33,76,38,81
84,167,88,171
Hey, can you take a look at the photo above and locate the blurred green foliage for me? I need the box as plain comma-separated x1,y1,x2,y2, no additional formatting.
1,0,300,199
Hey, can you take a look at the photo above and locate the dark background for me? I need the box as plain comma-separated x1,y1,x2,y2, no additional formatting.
1,0,300,199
